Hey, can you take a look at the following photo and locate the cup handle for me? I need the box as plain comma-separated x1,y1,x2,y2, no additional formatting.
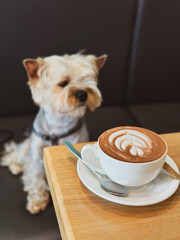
81,143,103,173
81,144,98,158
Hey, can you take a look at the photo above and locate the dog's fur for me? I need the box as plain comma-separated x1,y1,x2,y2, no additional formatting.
1,53,107,214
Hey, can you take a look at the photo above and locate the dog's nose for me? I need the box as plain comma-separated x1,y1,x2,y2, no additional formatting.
75,90,87,102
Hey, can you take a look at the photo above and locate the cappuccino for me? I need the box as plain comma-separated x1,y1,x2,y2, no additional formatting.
99,126,167,163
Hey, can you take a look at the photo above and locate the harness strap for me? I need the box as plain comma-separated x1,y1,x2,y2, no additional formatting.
32,118,84,146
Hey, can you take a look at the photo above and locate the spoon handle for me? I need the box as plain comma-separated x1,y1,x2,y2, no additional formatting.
163,162,180,180
64,141,82,159
78,155,102,180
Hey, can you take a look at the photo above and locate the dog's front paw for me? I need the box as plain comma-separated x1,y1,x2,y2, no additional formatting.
26,191,50,214
9,163,23,175
1,141,18,167
0,154,9,167
1,154,23,175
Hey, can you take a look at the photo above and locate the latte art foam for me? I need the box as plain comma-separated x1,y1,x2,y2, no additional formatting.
109,129,152,157
99,127,167,163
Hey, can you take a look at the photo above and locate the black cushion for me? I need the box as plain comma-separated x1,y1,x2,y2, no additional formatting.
86,106,137,141
0,114,35,144
128,102,180,134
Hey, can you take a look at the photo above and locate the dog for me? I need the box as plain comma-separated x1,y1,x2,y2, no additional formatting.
1,53,107,214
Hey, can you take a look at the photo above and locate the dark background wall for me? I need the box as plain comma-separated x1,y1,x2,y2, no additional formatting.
126,0,180,104
0,0,180,115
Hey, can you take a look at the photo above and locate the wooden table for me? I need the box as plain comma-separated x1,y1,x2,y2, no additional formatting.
44,133,180,240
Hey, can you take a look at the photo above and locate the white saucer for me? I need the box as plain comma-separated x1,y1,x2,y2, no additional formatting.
77,148,180,206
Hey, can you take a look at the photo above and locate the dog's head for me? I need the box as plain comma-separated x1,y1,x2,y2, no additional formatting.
23,54,107,117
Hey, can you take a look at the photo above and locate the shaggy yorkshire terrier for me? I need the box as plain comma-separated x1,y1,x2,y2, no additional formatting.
1,53,107,214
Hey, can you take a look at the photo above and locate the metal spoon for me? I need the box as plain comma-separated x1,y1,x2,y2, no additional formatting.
64,141,128,197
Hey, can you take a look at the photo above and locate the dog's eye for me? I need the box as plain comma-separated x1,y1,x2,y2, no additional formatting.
58,80,69,87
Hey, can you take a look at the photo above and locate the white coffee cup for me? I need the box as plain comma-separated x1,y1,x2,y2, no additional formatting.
81,129,168,187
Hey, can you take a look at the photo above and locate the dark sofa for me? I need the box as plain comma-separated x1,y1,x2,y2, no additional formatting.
1,0,180,239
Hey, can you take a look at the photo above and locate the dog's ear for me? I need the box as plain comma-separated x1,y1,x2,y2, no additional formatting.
95,55,107,70
23,59,40,79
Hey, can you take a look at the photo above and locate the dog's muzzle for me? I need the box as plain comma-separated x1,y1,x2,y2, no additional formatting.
75,90,87,102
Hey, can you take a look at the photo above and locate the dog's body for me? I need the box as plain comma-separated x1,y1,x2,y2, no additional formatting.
1,53,106,214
